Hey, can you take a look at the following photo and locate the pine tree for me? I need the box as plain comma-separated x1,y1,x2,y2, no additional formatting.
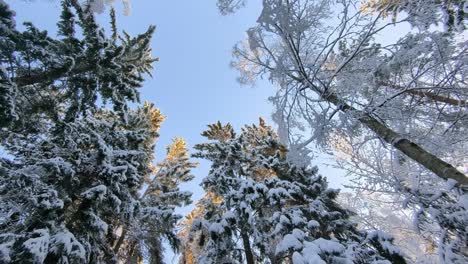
178,192,224,264
0,0,156,130
0,102,160,263
0,0,18,127
189,119,407,264
116,137,196,263
0,1,193,263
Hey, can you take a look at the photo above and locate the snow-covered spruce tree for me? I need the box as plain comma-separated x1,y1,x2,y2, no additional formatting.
0,0,156,130
190,119,406,264
0,102,161,262
0,1,193,263
115,138,196,263
178,192,222,264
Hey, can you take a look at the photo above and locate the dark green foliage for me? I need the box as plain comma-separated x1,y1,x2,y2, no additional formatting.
0,1,183,263
0,0,157,131
189,120,407,264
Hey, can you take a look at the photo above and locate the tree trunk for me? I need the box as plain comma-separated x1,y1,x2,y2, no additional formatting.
380,82,468,107
113,181,152,255
323,91,468,185
114,228,127,254
125,242,142,264
241,231,255,264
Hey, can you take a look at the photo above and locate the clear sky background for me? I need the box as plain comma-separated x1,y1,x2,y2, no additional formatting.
6,1,347,262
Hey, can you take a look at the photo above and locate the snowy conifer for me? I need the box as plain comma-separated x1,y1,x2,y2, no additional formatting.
0,1,192,263
190,119,406,264
116,137,196,263
0,104,160,263
178,192,223,264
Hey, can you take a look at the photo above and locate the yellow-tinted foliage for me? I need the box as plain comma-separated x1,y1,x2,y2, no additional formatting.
425,238,437,254
202,121,235,141
179,204,204,230
178,193,224,264
252,167,277,181
243,118,288,159
143,101,166,133
360,0,402,16
165,137,188,160
256,117,272,137
184,248,196,264
328,132,353,160
206,192,224,205
178,192,223,235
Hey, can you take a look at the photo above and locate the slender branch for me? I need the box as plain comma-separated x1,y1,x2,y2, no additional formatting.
14,63,92,87
379,82,468,107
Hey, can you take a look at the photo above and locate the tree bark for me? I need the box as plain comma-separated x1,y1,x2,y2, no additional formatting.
241,231,255,264
279,18,467,186
380,82,468,107
113,187,152,255
114,228,127,254
322,91,468,185
125,242,142,264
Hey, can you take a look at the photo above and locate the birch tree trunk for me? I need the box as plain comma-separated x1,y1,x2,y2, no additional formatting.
321,90,468,185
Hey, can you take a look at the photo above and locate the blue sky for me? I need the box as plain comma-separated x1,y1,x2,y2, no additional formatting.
7,1,347,261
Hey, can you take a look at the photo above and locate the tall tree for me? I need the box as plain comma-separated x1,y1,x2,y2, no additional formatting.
178,192,222,264
216,0,467,261
188,119,406,264
218,0,467,184
116,137,196,263
0,1,193,263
